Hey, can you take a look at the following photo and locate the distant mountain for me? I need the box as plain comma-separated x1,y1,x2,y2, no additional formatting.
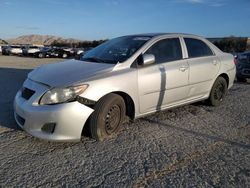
6,34,83,45
0,39,8,45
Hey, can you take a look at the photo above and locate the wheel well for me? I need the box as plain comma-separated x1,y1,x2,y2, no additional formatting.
82,92,135,137
112,91,135,120
218,73,229,87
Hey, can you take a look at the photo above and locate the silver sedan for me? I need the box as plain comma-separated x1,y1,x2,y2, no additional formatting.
14,33,236,141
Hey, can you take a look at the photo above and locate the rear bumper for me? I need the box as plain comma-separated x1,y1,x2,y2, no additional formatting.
227,66,236,89
14,79,94,142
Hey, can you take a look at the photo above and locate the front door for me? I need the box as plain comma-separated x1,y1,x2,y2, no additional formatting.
137,38,189,114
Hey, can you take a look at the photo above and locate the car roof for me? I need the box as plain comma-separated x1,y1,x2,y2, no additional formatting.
123,33,200,38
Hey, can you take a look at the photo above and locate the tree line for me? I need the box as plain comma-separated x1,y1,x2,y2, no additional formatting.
212,37,248,53
50,37,249,53
51,39,107,48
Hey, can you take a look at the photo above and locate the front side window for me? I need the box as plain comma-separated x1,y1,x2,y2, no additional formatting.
144,38,183,64
184,38,213,58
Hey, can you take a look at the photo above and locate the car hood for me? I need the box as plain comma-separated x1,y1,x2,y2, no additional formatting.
28,59,115,87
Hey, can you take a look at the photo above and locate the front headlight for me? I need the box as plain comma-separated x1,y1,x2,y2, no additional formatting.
39,85,88,105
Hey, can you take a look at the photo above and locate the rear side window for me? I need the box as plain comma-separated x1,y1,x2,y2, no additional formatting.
184,38,213,58
145,38,182,64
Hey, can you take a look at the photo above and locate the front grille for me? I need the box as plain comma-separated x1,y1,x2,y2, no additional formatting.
16,113,25,126
21,87,35,100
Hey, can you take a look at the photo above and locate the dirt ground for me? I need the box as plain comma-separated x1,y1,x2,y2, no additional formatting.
0,55,250,187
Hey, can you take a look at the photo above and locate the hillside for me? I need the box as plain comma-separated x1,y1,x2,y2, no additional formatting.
0,39,8,45
6,34,83,45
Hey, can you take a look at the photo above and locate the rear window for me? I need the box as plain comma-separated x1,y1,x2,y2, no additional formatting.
184,38,213,58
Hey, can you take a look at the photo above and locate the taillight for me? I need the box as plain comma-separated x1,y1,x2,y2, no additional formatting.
234,58,237,65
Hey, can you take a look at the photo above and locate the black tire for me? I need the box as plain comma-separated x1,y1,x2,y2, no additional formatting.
207,77,228,107
89,93,126,141
237,76,246,82
38,53,44,58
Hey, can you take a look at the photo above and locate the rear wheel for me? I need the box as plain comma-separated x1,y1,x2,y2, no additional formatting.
207,77,228,107
89,93,125,141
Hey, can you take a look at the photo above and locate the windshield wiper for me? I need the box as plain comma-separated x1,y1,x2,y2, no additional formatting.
82,57,106,63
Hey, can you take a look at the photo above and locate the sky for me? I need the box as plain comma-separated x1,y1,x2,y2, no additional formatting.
0,0,250,40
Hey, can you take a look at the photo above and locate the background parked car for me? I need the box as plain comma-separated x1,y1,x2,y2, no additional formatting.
2,45,11,55
33,47,52,58
236,51,250,82
22,46,42,56
47,48,66,58
63,48,76,57
34,47,73,58
0,46,2,54
9,45,23,55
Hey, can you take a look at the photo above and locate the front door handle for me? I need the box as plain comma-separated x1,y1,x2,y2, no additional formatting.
179,65,188,72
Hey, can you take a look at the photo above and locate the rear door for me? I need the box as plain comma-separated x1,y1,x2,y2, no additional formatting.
184,38,220,98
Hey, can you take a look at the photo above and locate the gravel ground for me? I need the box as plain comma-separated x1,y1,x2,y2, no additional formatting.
0,55,250,187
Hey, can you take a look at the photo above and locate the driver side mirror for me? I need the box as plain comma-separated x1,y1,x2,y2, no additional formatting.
141,54,155,66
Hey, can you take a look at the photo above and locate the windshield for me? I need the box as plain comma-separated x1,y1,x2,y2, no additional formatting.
81,36,151,64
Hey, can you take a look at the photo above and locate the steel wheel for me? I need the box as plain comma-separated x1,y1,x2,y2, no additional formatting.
105,104,121,135
208,76,228,107
213,82,226,101
88,93,126,141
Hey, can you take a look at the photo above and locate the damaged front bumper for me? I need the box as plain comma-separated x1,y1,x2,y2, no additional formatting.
14,79,94,142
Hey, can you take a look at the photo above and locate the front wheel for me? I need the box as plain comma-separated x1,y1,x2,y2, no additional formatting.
88,93,126,141
207,77,228,107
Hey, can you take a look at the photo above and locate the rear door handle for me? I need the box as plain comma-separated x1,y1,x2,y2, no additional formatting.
179,65,189,72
